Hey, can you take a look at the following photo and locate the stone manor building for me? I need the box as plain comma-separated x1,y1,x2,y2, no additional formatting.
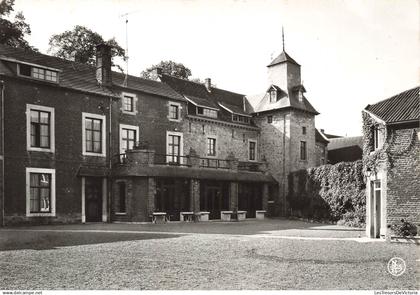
0,43,323,225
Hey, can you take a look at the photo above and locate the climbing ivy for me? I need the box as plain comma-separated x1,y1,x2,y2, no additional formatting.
287,160,366,225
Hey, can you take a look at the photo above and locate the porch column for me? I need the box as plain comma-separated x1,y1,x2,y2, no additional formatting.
147,177,156,216
229,182,238,212
190,179,200,213
81,177,86,223
262,183,269,211
102,177,108,222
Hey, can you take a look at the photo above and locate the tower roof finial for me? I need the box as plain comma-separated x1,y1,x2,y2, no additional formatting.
282,26,285,52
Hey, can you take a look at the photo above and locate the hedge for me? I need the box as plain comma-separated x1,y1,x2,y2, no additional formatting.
287,160,366,226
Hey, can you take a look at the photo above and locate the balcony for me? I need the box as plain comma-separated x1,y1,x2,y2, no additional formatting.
112,147,268,173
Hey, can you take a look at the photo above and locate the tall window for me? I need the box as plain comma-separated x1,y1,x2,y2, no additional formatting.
269,89,277,103
123,95,134,112
29,172,51,213
249,140,257,161
300,141,307,160
267,116,273,124
27,104,55,152
373,126,384,151
121,128,137,152
167,134,181,164
302,126,306,135
169,104,179,120
83,113,106,156
26,167,55,217
207,137,216,156
30,110,50,148
85,117,102,153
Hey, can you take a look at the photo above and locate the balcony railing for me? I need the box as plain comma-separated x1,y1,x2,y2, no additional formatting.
154,154,190,167
199,158,230,169
112,149,266,173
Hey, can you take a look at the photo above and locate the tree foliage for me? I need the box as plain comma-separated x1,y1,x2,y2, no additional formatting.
48,25,125,67
141,60,192,80
0,0,35,50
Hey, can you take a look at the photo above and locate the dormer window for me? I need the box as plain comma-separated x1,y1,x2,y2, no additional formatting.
232,115,250,124
269,89,277,103
197,107,217,118
18,64,59,83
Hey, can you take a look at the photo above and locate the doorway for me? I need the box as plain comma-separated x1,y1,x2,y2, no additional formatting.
85,177,103,222
370,180,382,238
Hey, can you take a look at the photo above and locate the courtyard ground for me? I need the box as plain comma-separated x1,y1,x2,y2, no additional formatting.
0,219,418,290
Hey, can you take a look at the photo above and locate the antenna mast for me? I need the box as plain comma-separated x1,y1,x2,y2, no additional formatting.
282,26,285,52
121,12,129,87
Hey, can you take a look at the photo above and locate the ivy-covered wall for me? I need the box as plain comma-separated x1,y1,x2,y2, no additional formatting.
287,160,365,225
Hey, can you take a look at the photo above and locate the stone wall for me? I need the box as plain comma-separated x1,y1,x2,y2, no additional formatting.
183,117,260,161
386,128,420,225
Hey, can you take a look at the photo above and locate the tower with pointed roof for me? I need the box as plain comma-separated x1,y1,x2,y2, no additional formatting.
247,44,320,216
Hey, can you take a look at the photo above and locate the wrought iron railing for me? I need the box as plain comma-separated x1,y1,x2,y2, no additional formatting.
199,157,230,169
154,154,190,167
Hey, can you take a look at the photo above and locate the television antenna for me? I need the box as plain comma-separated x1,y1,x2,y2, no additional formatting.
119,10,140,87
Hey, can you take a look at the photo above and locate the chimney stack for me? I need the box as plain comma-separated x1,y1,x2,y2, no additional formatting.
150,67,163,81
204,78,211,92
96,44,112,86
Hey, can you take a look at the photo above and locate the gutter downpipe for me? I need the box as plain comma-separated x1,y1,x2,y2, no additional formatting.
0,80,5,227
108,95,112,223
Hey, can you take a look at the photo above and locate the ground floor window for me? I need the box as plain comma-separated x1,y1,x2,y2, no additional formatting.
26,167,56,217
155,178,190,220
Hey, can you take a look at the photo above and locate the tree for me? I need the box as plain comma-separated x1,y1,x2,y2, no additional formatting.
141,60,192,80
0,0,35,50
48,25,125,68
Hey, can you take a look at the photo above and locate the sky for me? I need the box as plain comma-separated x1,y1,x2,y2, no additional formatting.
14,0,420,136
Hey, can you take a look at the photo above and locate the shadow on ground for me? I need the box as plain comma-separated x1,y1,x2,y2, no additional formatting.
0,231,181,251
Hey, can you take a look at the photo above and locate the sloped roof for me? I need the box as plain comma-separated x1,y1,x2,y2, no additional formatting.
268,51,300,67
160,74,252,119
365,86,419,124
0,44,183,101
315,129,329,144
328,136,363,151
246,84,319,115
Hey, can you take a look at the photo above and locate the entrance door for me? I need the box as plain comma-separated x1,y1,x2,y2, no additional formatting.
239,183,262,218
371,180,381,238
202,186,222,219
85,177,103,222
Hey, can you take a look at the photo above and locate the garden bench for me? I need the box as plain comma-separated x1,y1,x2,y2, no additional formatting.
237,211,247,221
152,212,168,224
221,211,233,221
180,211,194,222
256,210,267,220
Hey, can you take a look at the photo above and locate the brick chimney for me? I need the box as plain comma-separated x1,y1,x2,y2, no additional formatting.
96,44,112,86
204,78,211,92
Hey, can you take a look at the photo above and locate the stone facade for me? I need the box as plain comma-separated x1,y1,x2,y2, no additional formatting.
363,87,420,238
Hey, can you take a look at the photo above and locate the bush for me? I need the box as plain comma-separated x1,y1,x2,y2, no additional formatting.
391,219,418,237
287,160,366,225
338,207,366,228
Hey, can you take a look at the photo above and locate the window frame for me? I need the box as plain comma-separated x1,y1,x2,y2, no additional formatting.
18,64,59,83
168,101,182,122
267,115,273,124
248,139,258,162
26,104,55,153
269,89,277,103
373,126,384,151
121,92,138,115
119,124,140,154
206,136,217,157
300,141,307,161
302,126,306,135
26,167,56,217
166,131,183,164
82,112,106,157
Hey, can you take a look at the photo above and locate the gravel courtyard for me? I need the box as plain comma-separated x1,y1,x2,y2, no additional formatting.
0,219,418,290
